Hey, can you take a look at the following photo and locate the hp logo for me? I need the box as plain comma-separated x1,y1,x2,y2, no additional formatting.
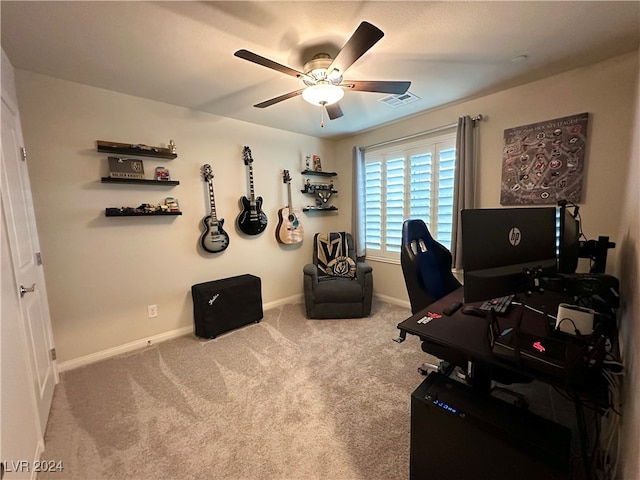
508,227,522,246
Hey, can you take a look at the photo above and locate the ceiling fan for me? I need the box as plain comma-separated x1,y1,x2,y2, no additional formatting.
234,21,411,125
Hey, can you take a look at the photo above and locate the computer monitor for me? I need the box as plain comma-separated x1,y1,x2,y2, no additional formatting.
461,207,558,303
557,204,580,274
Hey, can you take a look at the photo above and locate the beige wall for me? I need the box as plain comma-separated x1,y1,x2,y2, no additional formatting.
15,72,350,364
617,46,640,480
337,52,638,304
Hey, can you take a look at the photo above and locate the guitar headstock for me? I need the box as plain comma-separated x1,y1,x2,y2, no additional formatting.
283,169,291,184
242,146,253,166
201,164,213,181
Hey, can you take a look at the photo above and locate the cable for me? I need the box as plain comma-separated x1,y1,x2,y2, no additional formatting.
555,317,582,336
597,361,623,479
560,199,588,242
588,405,602,477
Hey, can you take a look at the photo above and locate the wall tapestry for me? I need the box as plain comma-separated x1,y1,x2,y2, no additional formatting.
500,112,588,205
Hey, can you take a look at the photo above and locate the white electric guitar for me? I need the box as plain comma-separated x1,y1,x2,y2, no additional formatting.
200,164,230,253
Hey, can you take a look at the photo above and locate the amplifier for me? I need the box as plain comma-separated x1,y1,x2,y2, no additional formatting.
191,274,263,339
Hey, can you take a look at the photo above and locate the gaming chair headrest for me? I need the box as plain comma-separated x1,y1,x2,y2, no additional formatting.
403,219,433,244
402,219,440,258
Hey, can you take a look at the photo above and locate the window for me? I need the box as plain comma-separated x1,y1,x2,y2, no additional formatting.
364,132,457,262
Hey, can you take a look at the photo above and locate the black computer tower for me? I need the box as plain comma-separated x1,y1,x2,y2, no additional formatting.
410,372,571,480
191,274,263,339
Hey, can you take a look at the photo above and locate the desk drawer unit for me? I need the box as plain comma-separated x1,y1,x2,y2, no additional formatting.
191,274,263,338
411,372,571,480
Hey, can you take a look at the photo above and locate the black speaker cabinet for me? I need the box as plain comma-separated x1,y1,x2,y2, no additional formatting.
410,372,571,480
191,274,263,339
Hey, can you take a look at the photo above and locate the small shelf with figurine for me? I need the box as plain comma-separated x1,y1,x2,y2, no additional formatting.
101,177,179,186
302,181,338,212
97,140,177,159
301,154,338,213
105,209,182,217
102,162,178,185
301,182,337,195
302,154,336,176
303,205,338,212
301,169,337,177
105,197,181,217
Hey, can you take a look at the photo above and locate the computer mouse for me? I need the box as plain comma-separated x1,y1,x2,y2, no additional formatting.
461,306,487,318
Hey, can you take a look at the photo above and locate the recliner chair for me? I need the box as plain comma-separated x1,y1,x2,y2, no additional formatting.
401,219,461,314
303,232,373,319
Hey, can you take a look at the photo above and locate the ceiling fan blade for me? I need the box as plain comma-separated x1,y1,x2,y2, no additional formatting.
234,49,304,78
325,103,344,120
341,80,411,95
254,89,305,108
327,21,384,76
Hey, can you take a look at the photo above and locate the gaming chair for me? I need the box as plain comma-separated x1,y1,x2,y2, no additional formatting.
401,219,462,314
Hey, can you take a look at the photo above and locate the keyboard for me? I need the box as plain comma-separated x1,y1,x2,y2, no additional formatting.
479,294,514,315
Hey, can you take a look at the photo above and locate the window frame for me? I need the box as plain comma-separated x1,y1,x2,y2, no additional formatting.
363,130,457,264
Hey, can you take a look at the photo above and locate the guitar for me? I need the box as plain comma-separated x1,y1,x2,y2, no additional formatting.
276,170,304,244
237,146,268,235
200,164,230,253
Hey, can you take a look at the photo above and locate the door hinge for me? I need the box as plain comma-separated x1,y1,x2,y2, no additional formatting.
36,252,43,265
50,348,57,361
20,147,27,162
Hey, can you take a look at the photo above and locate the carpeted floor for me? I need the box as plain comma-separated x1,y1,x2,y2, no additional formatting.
39,301,436,480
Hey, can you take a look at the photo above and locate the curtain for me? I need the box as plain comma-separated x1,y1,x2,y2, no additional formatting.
451,115,477,270
351,146,366,259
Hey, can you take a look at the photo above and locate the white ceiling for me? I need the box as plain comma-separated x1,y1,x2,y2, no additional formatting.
2,1,639,140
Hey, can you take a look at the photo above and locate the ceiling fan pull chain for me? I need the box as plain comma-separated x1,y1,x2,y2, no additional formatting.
320,102,326,128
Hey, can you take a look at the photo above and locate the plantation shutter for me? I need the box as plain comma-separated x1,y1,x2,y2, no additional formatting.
436,145,456,249
364,161,382,250
385,157,405,252
362,131,457,262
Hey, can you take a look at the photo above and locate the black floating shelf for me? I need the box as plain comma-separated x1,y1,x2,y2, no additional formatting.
301,170,337,177
303,206,338,212
101,177,179,186
301,188,338,194
97,140,177,159
105,209,182,217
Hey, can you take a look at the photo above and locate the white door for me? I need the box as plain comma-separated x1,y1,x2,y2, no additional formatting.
1,82,58,435
2,197,44,479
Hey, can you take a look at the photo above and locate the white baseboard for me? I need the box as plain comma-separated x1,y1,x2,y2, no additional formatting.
31,438,46,480
264,294,303,308
57,325,194,372
57,294,305,373
374,293,410,309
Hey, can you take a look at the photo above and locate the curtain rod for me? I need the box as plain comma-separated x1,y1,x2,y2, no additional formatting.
363,114,483,151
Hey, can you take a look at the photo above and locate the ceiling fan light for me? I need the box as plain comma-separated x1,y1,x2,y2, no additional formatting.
302,83,344,106
327,68,343,82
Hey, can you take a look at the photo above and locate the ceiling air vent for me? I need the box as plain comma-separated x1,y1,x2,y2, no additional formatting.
378,91,420,108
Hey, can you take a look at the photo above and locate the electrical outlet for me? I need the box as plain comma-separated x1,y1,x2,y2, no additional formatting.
147,304,158,318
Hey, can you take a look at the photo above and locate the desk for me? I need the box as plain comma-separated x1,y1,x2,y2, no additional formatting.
396,287,601,392
398,287,612,479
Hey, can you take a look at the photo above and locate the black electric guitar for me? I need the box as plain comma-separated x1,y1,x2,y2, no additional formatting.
276,170,304,244
200,164,230,253
237,146,268,235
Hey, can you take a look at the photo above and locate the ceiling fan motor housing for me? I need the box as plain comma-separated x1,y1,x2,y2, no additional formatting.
302,54,343,86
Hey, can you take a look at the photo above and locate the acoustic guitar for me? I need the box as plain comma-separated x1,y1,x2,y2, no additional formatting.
276,170,304,244
200,164,230,253
237,146,268,235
